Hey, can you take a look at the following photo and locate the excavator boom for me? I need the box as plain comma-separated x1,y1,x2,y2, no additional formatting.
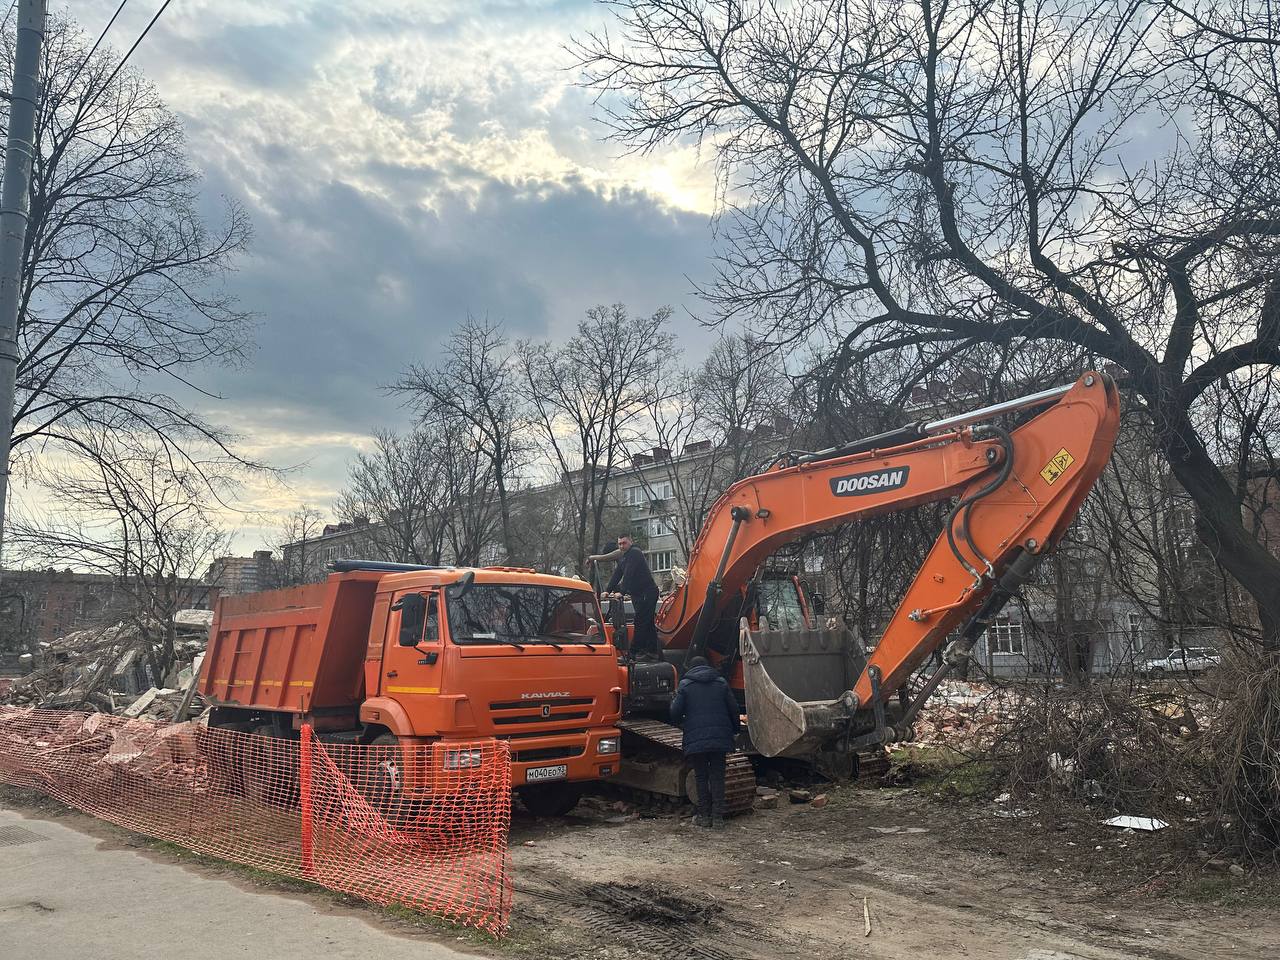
654,372,1120,756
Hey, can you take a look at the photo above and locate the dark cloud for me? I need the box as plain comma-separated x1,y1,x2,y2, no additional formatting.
186,149,715,443
74,0,724,541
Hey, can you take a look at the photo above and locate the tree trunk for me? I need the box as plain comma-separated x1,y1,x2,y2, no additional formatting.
1154,400,1280,651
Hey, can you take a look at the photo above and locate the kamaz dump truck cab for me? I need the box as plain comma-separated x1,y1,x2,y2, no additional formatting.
199,562,625,815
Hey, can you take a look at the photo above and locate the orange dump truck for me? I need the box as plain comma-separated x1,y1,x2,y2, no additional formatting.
198,561,625,815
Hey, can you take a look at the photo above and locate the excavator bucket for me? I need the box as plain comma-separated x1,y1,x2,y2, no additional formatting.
740,622,865,757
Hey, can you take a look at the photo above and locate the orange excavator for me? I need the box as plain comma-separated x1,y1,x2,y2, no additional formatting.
605,371,1120,811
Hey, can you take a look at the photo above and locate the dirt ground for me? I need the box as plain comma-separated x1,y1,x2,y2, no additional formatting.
3,782,1277,959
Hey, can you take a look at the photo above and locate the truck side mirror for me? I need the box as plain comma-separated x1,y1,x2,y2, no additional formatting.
447,570,475,600
810,592,826,615
392,592,427,646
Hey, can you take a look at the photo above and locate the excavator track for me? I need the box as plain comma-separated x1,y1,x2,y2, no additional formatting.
611,718,757,817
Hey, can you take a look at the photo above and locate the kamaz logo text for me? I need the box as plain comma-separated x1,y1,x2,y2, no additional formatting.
520,691,571,699
829,467,910,497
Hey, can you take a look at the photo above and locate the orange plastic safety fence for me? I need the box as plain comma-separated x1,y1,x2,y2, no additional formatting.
0,708,513,934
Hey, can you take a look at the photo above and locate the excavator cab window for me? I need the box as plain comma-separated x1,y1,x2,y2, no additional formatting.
757,578,809,631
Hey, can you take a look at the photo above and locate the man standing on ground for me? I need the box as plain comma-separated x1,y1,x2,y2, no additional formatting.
670,656,740,829
591,534,660,659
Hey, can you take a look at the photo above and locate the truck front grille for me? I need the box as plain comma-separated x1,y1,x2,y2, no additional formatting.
513,744,585,763
488,696,596,729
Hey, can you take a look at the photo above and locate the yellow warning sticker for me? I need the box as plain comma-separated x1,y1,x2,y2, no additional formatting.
1040,448,1075,485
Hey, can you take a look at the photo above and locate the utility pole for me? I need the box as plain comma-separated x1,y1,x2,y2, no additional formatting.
0,0,47,564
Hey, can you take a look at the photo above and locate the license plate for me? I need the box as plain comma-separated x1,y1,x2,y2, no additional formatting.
525,764,567,783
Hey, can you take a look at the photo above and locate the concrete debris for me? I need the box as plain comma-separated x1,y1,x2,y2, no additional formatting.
890,679,1019,750
0,612,210,720
788,789,813,804
810,794,829,808
755,795,779,810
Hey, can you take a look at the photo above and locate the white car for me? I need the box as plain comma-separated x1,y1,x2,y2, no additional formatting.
1140,647,1220,676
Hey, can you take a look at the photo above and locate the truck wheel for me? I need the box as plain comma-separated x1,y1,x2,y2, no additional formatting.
363,732,406,820
244,725,300,808
517,782,583,817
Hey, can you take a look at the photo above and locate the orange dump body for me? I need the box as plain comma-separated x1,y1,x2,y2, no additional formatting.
199,567,625,789
201,571,383,712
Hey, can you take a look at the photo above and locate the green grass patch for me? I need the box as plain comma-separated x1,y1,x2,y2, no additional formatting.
889,745,1003,799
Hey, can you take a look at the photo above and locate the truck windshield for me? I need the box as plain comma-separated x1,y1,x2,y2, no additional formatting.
446,584,602,646
757,578,808,631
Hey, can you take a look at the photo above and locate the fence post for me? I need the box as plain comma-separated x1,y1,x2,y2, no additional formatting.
300,723,314,879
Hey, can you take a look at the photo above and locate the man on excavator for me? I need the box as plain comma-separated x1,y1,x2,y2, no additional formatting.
590,534,660,659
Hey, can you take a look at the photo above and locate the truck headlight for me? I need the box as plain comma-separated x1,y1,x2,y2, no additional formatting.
598,737,620,755
444,747,484,769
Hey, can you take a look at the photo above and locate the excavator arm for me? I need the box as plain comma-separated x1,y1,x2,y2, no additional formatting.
655,372,1120,755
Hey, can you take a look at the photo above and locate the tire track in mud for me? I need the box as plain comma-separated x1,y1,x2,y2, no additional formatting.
516,865,773,960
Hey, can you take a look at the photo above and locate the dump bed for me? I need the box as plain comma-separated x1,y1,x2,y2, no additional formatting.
199,571,384,713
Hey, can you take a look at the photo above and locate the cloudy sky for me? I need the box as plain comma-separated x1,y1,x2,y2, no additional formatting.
53,0,725,551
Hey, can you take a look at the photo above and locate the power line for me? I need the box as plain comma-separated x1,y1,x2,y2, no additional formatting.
84,1,132,68
62,1,132,102
80,0,174,116
99,0,174,92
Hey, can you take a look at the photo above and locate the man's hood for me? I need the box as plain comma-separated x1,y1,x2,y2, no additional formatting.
682,664,723,684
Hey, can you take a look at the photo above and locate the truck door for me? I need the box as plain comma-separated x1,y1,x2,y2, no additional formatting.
380,589,444,702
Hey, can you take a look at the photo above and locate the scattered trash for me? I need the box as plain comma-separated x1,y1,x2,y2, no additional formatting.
869,825,929,835
1048,753,1077,786
1229,864,1245,877
863,896,871,937
788,788,813,804
1102,816,1168,831
993,808,1032,819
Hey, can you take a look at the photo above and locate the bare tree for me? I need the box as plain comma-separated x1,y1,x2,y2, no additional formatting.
437,418,502,566
643,333,788,555
275,506,325,586
391,317,527,560
1,15,253,487
576,0,1280,651
336,429,449,566
9,435,231,683
519,304,674,574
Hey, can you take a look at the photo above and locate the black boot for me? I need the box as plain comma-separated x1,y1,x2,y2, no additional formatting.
710,800,726,830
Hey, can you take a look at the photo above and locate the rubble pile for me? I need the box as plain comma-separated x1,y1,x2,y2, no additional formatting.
903,679,1024,749
0,611,211,721
0,707,207,792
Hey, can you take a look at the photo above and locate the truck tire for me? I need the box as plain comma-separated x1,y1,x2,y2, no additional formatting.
244,725,300,808
363,732,406,820
517,781,583,817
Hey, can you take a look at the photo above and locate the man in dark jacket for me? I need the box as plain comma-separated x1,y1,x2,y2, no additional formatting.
595,534,660,659
670,656,741,829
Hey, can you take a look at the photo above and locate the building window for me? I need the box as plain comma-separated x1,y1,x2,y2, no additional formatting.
324,545,338,562
647,516,675,537
650,550,676,572
986,616,1025,655
623,485,645,506
651,480,674,501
